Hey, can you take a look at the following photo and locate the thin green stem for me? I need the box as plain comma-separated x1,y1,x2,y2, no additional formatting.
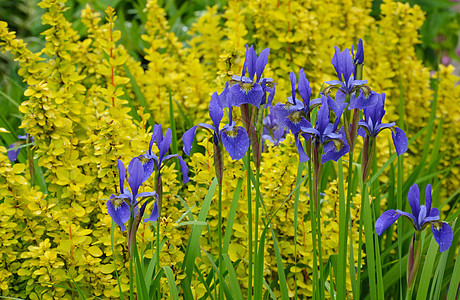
218,181,223,300
293,162,303,299
128,213,135,300
246,149,253,300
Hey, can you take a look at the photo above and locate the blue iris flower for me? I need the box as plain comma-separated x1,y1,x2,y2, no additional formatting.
326,39,378,110
358,92,408,156
375,184,453,252
7,134,34,162
262,111,286,146
227,45,272,108
138,124,189,184
183,92,249,161
107,158,159,232
291,95,349,163
272,69,320,133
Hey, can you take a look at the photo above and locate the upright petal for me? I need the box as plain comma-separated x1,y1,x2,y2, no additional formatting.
107,200,131,232
425,184,432,213
117,159,126,191
392,127,408,156
298,69,311,106
246,46,257,80
209,92,223,132
148,124,161,156
316,96,330,134
375,209,401,236
432,222,453,252
164,154,189,183
182,126,198,156
159,128,172,161
221,125,249,160
128,157,144,200
290,71,297,103
355,38,364,64
408,184,421,220
256,48,270,82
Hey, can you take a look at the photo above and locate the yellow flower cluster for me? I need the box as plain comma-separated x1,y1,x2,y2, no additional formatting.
0,0,457,298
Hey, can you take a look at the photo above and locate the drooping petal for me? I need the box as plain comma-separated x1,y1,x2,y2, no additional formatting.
230,81,264,108
137,191,157,199
128,157,144,201
425,184,432,213
294,133,309,162
431,222,453,252
142,158,155,183
7,142,21,162
374,122,395,137
392,127,408,156
321,136,349,164
182,126,198,156
408,184,421,219
221,125,249,160
163,154,189,183
256,48,270,82
298,68,311,106
349,90,379,110
107,200,131,232
144,198,159,223
375,209,401,236
209,92,223,132
395,209,417,225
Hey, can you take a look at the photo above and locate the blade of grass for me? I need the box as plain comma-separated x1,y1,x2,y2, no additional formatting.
163,266,179,300
416,234,439,300
223,178,243,253
222,254,244,300
111,221,124,300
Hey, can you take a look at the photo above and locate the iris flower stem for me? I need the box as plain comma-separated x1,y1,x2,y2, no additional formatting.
293,161,303,300
154,171,161,299
309,156,319,299
128,213,135,300
246,147,253,300
312,143,324,298
218,181,224,300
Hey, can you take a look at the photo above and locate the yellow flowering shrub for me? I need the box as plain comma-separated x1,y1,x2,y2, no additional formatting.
0,0,457,298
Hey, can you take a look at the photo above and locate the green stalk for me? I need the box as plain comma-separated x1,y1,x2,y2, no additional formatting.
246,149,253,300
293,162,303,299
218,181,223,300
337,156,347,299
397,156,404,299
312,143,323,298
307,156,319,299
128,211,135,300
154,171,162,299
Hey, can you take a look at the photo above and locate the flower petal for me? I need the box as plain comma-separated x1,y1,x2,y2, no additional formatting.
355,38,364,64
144,198,159,223
392,127,408,156
256,48,270,82
7,142,21,162
425,184,432,213
295,133,309,162
221,126,249,160
375,209,401,236
209,92,223,132
107,200,130,232
408,184,421,220
159,128,172,161
290,71,297,103
117,159,126,191
142,158,155,183
432,222,453,252
128,157,144,200
298,68,311,106
164,154,189,183
182,126,198,156
137,191,157,199
230,82,264,108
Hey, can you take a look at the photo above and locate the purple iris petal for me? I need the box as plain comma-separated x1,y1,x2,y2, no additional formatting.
182,126,198,156
290,72,297,103
392,127,408,156
141,159,155,183
374,123,395,137
432,222,453,252
229,81,264,108
298,68,311,106
163,154,189,183
158,128,172,161
144,199,159,223
137,191,157,199
7,142,21,162
246,46,257,80
355,39,364,64
107,199,131,232
408,184,421,220
128,157,144,201
256,48,270,82
375,209,401,236
395,209,417,225
331,46,354,82
221,124,249,160
321,134,349,164
425,184,432,213
349,90,379,110
316,97,330,134
209,92,223,132
294,134,309,162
